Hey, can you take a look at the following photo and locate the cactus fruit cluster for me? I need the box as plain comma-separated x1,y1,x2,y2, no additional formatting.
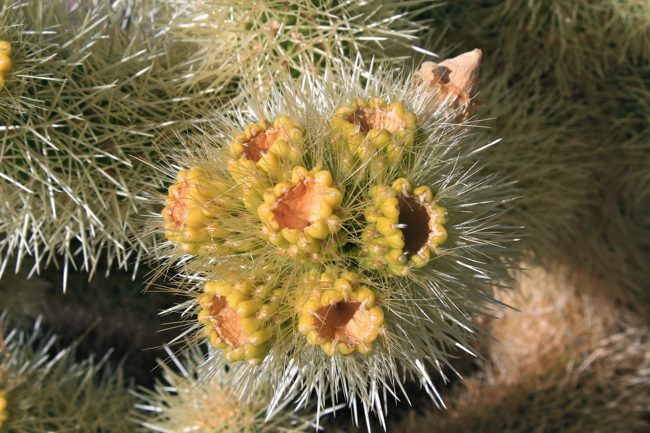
157,60,519,423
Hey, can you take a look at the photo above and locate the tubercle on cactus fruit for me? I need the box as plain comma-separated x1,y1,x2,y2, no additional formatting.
0,40,10,88
414,48,482,118
258,166,344,259
360,178,448,276
198,280,274,364
331,97,416,173
297,271,383,356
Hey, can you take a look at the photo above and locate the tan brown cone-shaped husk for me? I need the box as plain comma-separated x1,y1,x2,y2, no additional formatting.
415,48,482,118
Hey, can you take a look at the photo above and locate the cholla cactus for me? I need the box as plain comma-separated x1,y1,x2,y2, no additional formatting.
258,166,344,259
135,345,316,433
229,115,304,179
0,313,135,432
153,60,520,426
163,0,434,94
0,0,170,279
331,98,417,172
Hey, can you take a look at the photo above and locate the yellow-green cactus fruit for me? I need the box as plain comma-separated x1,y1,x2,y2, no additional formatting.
0,41,11,88
331,97,416,171
0,391,6,428
228,116,303,209
162,167,231,255
229,115,303,176
361,178,448,276
258,166,343,259
198,280,274,364
297,272,384,356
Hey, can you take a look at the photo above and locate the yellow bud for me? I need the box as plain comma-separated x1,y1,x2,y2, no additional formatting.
304,220,329,240
306,329,321,345
391,178,412,194
291,166,309,184
336,343,355,355
281,227,301,244
386,249,407,265
321,341,336,356
413,186,433,202
298,314,315,333
364,328,380,344
388,263,408,276
369,307,384,325
0,53,11,73
249,327,273,345
376,217,397,236
314,170,333,186
324,187,343,208
240,318,262,335
333,278,352,293
209,333,227,349
431,225,448,244
410,249,430,267
245,342,271,361
353,287,376,307
383,232,405,250
273,182,291,197
237,300,261,317
225,348,246,362
320,289,344,306
318,201,333,219
226,291,246,307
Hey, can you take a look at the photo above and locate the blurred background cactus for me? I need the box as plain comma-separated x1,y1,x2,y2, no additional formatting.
394,266,650,433
135,344,318,433
0,313,136,432
425,0,650,306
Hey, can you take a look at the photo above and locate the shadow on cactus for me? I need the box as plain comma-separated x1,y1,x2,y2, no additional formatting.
152,58,520,426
